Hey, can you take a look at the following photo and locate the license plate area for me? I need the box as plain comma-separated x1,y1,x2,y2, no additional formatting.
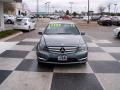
58,55,67,61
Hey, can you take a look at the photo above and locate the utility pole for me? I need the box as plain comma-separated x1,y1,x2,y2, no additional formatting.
87,0,90,24
47,2,51,15
107,3,111,15
37,0,39,20
69,2,74,15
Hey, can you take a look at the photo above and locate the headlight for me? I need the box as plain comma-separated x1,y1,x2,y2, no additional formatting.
114,28,120,32
78,44,88,52
38,40,47,51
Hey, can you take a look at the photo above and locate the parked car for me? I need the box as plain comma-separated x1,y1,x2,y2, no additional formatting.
83,16,92,21
113,27,120,38
80,15,84,19
36,21,88,64
4,14,16,24
39,15,43,18
29,15,36,19
16,15,24,18
62,15,72,20
112,16,120,26
14,17,36,31
97,16,112,26
91,15,101,21
49,15,59,20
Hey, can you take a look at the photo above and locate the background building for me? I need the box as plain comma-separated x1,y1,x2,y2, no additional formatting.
0,0,22,31
15,2,30,16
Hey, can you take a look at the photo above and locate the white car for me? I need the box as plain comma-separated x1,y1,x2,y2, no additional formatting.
113,27,120,38
49,15,59,20
14,17,36,31
4,14,16,24
83,16,91,21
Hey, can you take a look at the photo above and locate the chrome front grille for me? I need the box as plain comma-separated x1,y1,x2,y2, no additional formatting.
48,47,77,54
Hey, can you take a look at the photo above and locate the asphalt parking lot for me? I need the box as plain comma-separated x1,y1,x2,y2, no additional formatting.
0,18,120,90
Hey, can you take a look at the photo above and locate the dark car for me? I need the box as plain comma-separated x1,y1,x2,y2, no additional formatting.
112,16,120,26
97,16,112,26
36,22,88,64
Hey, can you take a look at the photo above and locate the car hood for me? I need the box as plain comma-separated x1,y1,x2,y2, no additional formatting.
42,35,85,47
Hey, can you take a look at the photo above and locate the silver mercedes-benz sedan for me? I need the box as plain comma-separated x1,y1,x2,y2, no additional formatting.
36,21,88,64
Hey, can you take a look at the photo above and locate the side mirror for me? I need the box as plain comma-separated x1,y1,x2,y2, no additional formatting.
32,20,36,23
81,32,85,35
38,32,42,35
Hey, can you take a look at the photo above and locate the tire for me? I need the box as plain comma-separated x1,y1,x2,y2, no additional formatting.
117,32,120,38
7,20,12,24
38,61,42,65
109,23,112,26
37,60,46,66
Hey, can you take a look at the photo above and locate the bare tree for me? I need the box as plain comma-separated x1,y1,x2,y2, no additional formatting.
66,10,70,15
4,3,15,14
98,6,106,15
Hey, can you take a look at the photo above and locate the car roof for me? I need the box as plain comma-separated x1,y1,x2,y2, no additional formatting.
49,21,75,25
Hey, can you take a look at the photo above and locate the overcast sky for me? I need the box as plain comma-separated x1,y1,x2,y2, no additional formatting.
23,0,120,13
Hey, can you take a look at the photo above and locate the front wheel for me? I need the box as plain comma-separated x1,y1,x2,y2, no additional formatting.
117,32,120,38
7,20,12,24
38,61,42,65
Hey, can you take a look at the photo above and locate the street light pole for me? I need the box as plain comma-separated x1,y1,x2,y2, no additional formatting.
45,2,50,15
45,3,47,13
114,4,117,15
48,2,50,15
87,0,90,24
37,0,39,20
69,2,74,15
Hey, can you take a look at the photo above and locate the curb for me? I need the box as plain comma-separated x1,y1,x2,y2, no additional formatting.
0,32,23,42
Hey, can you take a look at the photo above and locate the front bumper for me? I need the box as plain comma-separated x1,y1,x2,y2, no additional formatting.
36,50,88,64
102,20,112,25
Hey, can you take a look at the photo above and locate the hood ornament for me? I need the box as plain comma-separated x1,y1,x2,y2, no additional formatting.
60,47,65,53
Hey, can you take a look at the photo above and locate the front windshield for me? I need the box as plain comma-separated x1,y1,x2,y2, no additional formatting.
44,23,80,35
16,19,27,23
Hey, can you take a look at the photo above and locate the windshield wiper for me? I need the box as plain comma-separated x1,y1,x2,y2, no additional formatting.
57,33,73,34
45,33,77,35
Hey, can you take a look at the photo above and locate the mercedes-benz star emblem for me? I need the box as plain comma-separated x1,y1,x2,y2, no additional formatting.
60,47,65,53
